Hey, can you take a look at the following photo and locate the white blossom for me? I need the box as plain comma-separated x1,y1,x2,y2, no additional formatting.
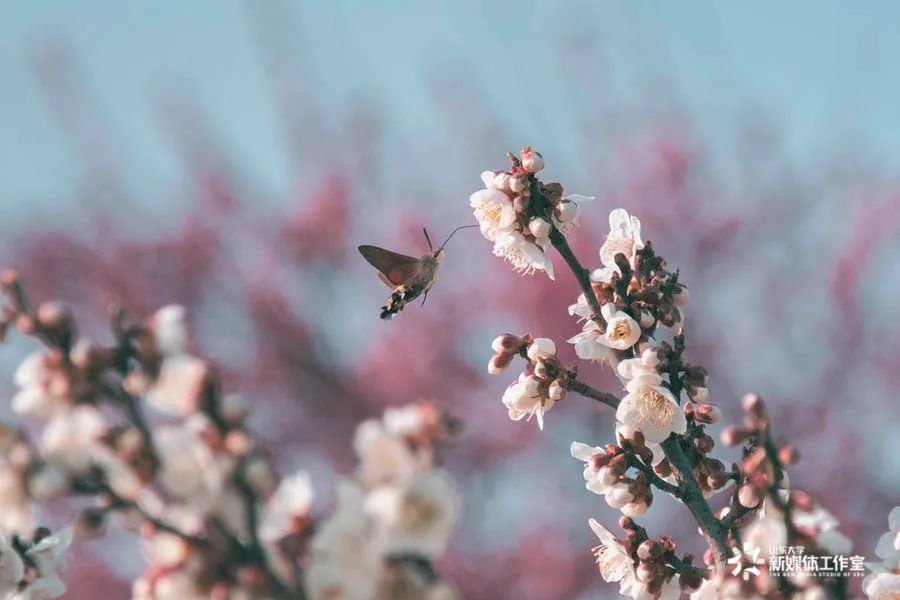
0,536,25,598
616,371,686,444
145,355,208,415
354,419,419,488
152,305,188,357
501,374,555,430
260,471,314,542
599,208,644,268
23,527,73,599
40,407,106,475
470,176,516,242
568,303,641,359
492,230,555,280
588,519,638,596
365,470,457,558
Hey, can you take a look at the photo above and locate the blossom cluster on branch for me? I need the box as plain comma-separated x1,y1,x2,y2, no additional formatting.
473,147,891,600
0,271,459,599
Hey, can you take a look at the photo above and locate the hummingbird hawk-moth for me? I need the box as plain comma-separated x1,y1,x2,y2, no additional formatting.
358,226,475,320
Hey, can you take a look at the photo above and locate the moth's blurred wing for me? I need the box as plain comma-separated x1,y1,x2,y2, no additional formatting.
358,245,422,287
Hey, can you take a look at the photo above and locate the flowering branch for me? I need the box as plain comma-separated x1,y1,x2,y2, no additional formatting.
473,147,859,599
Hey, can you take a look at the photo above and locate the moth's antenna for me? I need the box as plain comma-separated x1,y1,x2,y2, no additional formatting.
423,227,433,251
438,224,479,251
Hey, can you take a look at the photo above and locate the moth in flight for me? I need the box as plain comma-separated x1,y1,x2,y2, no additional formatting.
358,226,475,319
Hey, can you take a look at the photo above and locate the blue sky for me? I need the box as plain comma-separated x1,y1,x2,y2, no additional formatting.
2,0,899,221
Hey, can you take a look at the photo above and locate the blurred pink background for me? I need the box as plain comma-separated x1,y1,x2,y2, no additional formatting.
2,2,899,598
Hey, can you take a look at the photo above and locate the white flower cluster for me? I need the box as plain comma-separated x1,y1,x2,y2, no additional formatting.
588,520,682,600
306,403,458,600
0,527,72,600
489,335,568,430
470,146,593,280
570,442,653,517
864,506,900,599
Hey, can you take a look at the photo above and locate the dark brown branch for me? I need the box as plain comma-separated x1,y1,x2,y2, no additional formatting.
625,452,679,496
567,379,620,410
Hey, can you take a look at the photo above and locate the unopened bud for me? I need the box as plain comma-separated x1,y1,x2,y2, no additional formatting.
493,172,512,191
491,334,519,354
521,147,544,173
720,425,752,447
672,285,690,306
512,195,530,214
688,386,709,403
509,176,527,193
528,217,551,239
637,539,660,560
742,393,767,420
738,483,762,508
778,444,800,465
548,379,566,401
555,200,579,224
37,301,72,330
526,337,556,362
694,403,721,424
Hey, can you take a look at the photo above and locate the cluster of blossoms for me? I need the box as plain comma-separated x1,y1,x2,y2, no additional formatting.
475,149,878,599
469,146,593,279
306,402,459,600
0,270,459,599
488,334,572,430
862,508,900,599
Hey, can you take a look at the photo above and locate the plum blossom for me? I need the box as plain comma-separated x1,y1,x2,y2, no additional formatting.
568,303,641,359
501,373,556,430
40,406,107,475
599,208,644,269
616,367,685,444
260,471,314,542
11,352,64,419
145,355,208,415
863,506,900,600
365,470,458,558
492,230,555,279
588,519,638,596
354,418,421,488
470,172,516,242
0,536,25,598
151,305,188,357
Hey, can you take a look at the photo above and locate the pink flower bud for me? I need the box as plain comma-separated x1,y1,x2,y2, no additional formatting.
637,539,660,560
528,217,552,239
672,285,690,306
742,393,767,420
720,425,752,447
694,403,721,424
521,147,544,173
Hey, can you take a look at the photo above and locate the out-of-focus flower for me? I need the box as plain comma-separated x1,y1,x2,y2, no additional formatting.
145,355,208,415
0,536,25,597
366,469,457,558
24,526,74,599
599,208,644,268
492,230,555,279
12,352,63,419
151,305,188,357
155,417,222,505
354,419,420,488
40,406,106,474
260,471,313,542
742,514,787,558
305,482,381,600
501,373,555,430
863,506,900,600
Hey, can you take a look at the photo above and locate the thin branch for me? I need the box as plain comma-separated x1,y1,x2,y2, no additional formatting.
567,378,620,410
625,452,679,496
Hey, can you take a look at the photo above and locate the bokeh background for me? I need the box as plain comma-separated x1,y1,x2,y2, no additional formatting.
2,2,900,598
